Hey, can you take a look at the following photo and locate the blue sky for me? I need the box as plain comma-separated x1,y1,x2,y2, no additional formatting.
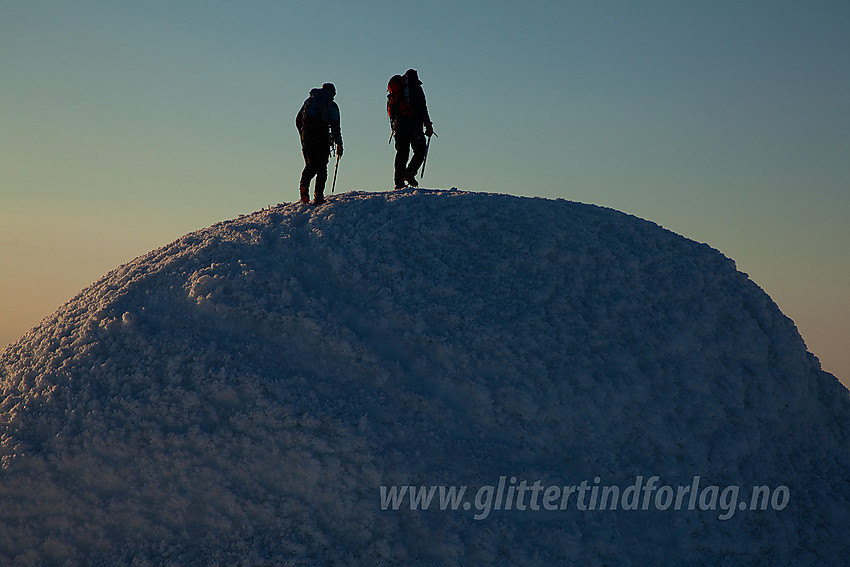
2,0,848,386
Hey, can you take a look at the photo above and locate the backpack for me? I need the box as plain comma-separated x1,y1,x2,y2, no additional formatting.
387,75,412,121
302,88,329,125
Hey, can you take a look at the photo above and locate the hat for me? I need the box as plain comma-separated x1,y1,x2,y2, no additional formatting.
404,69,421,85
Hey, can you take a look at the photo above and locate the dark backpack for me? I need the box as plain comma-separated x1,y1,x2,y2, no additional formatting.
387,75,412,121
302,88,329,125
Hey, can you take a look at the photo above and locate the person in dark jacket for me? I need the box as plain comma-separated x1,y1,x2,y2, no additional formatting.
296,83,342,205
388,69,433,189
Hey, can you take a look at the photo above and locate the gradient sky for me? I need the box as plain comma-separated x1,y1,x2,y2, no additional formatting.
2,0,848,387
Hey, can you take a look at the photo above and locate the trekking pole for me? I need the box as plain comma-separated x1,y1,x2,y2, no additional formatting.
331,153,340,194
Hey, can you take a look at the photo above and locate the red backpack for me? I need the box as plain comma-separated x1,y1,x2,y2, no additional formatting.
387,74,412,121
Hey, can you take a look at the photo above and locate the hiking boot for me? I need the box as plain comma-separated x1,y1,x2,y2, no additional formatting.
313,193,325,206
299,187,310,204
405,175,419,188
394,182,406,190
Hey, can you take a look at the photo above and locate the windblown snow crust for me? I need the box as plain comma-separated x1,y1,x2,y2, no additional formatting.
1,189,848,565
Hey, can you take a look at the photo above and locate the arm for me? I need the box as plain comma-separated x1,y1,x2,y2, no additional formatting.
412,86,432,134
329,102,343,151
295,103,304,134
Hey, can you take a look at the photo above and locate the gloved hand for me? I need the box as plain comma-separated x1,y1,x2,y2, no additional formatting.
336,143,343,157
425,122,434,137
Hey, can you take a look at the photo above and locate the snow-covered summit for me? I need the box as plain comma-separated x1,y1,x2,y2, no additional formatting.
2,188,848,565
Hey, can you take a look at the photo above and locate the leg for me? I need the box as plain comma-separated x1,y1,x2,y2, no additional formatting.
406,131,427,179
394,132,411,188
301,140,330,202
300,149,314,188
299,149,314,202
313,150,329,203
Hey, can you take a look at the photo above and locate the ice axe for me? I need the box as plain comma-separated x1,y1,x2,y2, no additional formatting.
420,131,437,178
331,153,340,194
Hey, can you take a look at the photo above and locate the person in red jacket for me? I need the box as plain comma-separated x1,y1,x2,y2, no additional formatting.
387,69,434,189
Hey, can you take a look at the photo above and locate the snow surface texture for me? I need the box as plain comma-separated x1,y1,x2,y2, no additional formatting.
1,189,848,565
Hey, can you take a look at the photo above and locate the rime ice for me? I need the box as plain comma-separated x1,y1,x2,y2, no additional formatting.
1,189,848,564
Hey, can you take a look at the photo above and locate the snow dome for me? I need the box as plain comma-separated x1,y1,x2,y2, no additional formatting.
2,189,847,565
